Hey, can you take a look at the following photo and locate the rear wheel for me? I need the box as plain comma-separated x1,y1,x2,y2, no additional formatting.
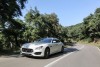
44,48,50,59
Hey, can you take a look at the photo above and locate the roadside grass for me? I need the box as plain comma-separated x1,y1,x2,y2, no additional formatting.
64,42,76,48
0,49,20,56
77,40,100,48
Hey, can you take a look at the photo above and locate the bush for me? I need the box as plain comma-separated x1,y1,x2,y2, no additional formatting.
84,38,93,43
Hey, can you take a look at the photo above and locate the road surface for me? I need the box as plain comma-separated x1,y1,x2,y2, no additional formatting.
0,44,100,67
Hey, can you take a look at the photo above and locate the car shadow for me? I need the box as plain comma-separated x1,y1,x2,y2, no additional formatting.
49,47,79,59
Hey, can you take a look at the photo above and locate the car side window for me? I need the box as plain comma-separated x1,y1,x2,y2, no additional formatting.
52,39,60,43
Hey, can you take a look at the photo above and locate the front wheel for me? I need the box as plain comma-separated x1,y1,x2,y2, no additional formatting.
44,48,50,59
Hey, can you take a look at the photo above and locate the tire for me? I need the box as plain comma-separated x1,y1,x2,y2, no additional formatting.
44,48,50,59
61,46,64,53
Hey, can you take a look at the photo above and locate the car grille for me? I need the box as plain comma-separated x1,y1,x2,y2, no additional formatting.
22,48,33,53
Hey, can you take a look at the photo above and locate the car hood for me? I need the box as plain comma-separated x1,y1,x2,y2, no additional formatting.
21,42,48,48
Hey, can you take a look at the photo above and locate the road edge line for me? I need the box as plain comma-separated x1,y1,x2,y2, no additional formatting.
44,52,74,67
96,47,100,52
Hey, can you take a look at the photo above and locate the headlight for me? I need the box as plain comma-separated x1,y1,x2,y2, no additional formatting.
35,46,43,50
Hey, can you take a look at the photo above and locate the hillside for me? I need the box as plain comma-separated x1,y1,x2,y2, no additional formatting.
66,8,100,45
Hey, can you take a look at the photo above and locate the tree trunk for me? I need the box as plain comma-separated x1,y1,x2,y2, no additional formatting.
14,35,19,47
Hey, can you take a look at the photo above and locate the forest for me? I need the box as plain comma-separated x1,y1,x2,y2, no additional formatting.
0,0,100,52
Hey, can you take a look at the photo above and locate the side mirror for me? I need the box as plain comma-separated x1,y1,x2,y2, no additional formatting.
52,41,56,43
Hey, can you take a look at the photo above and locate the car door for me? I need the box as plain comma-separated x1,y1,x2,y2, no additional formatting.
49,43,54,54
52,39,61,53
54,39,62,52
50,39,58,54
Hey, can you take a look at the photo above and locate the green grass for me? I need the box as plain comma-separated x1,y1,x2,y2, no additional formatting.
77,40,100,48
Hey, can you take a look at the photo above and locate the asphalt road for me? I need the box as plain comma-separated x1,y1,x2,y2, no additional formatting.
0,44,100,67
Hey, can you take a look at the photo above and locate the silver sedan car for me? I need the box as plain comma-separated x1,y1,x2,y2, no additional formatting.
20,38,64,58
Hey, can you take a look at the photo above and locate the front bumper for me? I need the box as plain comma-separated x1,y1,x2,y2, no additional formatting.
20,48,45,57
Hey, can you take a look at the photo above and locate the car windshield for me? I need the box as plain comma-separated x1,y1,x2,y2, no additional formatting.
34,38,52,43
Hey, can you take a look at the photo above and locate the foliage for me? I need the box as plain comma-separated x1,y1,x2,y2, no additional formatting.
66,8,100,42
0,0,27,51
23,8,67,42
0,7,68,51
0,0,27,23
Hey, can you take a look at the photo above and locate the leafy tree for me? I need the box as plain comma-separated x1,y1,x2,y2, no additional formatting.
2,19,25,48
0,0,27,50
0,0,27,24
24,7,41,42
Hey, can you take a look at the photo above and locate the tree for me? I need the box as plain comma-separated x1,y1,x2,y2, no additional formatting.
0,0,27,49
2,19,25,48
0,0,27,27
42,13,59,37
24,7,41,41
95,8,100,14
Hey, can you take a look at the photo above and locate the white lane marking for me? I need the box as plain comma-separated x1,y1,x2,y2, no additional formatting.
44,45,85,67
96,47,100,52
44,52,73,67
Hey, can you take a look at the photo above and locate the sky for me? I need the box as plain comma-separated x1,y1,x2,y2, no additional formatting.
21,0,100,26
